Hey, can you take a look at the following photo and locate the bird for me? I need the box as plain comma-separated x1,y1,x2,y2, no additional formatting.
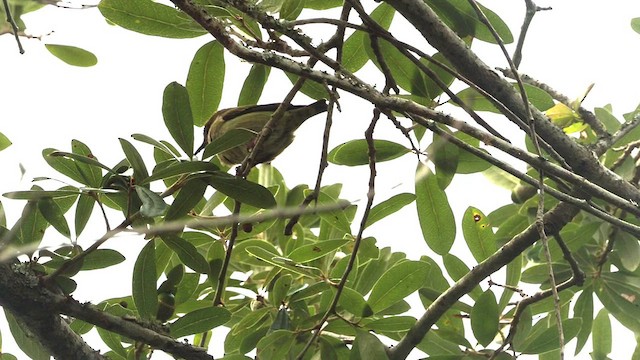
196,100,328,165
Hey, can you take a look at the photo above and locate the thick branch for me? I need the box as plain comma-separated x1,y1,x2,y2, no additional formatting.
0,263,104,359
388,201,579,359
383,0,640,205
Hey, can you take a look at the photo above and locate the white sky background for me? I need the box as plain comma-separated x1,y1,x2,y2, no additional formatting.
2,0,640,358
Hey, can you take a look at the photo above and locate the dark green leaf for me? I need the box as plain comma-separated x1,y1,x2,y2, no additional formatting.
238,64,270,106
132,133,180,158
163,82,194,157
284,72,328,100
471,290,499,346
596,272,640,333
132,240,157,320
82,249,126,270
11,187,49,247
574,288,594,355
280,0,303,20
202,128,255,160
426,0,513,44
351,329,389,360
518,318,582,354
135,186,168,217
119,138,149,182
161,235,210,274
256,330,295,360
245,246,322,278
3,189,79,200
415,163,455,254
365,193,416,228
170,307,231,338
428,131,460,189
443,254,482,300
315,191,352,235
368,260,429,313
37,198,71,238
208,173,276,209
328,139,409,166
142,161,219,184
342,3,395,72
287,239,350,263
45,44,97,67
43,148,90,185
5,310,51,360
97,326,126,356
454,83,554,113
75,194,96,238
364,316,416,332
187,41,225,127
335,286,373,317
462,206,496,263
165,178,208,221
98,0,207,38
592,308,612,359
48,150,114,179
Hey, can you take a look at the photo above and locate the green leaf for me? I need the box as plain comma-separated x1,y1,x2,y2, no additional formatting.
3,189,80,200
43,148,91,185
512,307,533,350
352,329,389,360
238,64,271,106
596,272,640,333
11,188,49,247
454,83,554,113
119,138,149,182
365,193,416,228
163,82,194,157
574,288,594,355
245,246,322,278
187,41,225,127
335,286,373,318
364,316,416,332
443,254,482,300
470,290,499,346
316,190,352,235
37,197,71,238
499,254,522,311
455,132,492,174
202,128,255,160
142,161,219,184
632,18,640,35
135,186,168,217
462,206,496,263
132,240,157,320
170,306,231,338
97,327,125,356
164,178,207,221
161,235,210,274
284,72,328,100
518,318,582,354
305,0,343,9
614,232,640,272
342,3,395,72
428,131,460,189
592,308,612,359
5,310,50,360
45,44,97,67
208,173,276,209
98,0,207,38
425,0,513,44
82,249,126,270
256,330,295,360
71,140,103,187
287,239,350,263
328,139,410,166
368,260,430,313
280,0,303,20
270,274,293,306
0,131,11,151
415,163,456,254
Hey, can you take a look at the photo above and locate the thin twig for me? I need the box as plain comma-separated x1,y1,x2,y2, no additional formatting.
296,109,380,359
2,0,25,54
513,0,551,68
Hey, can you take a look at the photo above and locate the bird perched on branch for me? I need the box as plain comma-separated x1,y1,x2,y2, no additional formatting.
196,100,328,165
